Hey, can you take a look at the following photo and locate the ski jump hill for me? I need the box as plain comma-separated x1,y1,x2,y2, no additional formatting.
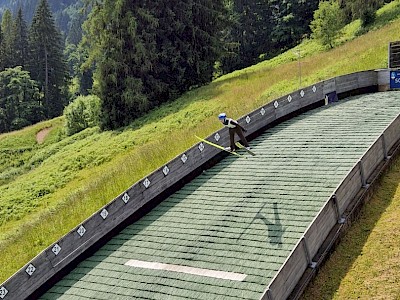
1,69,400,300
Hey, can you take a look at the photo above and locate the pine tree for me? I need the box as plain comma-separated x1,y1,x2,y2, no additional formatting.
66,13,85,46
83,0,227,129
339,0,383,26
85,0,156,129
1,9,14,69
0,26,4,70
269,0,319,51
12,7,29,69
221,0,319,72
145,0,199,102
188,0,227,86
28,0,68,118
222,0,274,71
150,0,227,90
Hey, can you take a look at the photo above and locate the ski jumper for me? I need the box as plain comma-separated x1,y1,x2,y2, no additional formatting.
223,118,250,150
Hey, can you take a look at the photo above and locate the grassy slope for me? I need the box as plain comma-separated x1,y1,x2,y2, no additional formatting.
1,2,400,296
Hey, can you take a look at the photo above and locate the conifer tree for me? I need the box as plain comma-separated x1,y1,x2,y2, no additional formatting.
223,0,273,71
85,0,156,129
1,9,14,69
83,0,227,129
188,0,227,85
221,0,319,72
28,0,68,118
66,13,85,46
339,0,383,26
12,8,29,69
269,0,319,51
0,27,3,70
145,0,199,102
151,0,227,94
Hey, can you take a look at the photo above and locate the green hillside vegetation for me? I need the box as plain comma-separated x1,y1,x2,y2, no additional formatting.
1,3,400,299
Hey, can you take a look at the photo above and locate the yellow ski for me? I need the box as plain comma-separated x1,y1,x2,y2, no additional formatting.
195,136,244,158
235,142,256,156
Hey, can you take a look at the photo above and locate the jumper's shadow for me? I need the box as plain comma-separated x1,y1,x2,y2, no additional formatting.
237,202,285,247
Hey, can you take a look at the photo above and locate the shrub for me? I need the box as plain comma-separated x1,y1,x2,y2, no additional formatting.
10,118,31,131
64,95,101,135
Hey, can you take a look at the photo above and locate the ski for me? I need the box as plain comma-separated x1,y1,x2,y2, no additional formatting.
195,136,245,158
235,142,256,156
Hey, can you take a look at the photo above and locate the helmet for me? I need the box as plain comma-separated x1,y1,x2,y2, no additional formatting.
218,112,226,120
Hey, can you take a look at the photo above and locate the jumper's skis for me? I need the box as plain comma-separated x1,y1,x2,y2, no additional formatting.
195,136,245,158
235,142,256,156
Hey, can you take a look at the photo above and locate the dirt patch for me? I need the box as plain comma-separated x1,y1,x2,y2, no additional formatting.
36,127,52,144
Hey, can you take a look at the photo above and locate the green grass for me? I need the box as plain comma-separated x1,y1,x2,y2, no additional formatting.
1,1,400,293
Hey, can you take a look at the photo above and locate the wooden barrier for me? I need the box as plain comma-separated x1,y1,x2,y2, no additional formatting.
361,138,386,181
336,73,360,94
384,115,400,151
303,198,338,259
0,69,392,300
262,240,309,300
335,163,363,215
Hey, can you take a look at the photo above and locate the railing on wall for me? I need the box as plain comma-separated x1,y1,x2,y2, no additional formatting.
0,69,392,300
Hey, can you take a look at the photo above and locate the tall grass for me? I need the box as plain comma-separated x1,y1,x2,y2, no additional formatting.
1,1,400,284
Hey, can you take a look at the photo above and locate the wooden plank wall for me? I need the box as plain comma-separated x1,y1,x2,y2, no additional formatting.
361,138,385,181
336,73,360,93
384,115,400,152
263,240,309,300
335,164,363,215
303,199,338,259
0,70,390,300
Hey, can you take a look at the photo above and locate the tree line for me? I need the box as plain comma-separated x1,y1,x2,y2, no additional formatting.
0,0,67,133
0,0,80,36
0,0,393,134
82,0,323,130
86,0,391,131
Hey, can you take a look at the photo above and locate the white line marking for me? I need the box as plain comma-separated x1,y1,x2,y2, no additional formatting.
125,259,247,281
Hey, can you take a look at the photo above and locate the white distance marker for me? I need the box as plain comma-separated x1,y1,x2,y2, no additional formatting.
125,259,247,281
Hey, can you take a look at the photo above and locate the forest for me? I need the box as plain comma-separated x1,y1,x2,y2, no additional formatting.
0,0,392,134
0,0,82,34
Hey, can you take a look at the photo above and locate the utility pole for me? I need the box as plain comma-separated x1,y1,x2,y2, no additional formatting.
295,49,302,88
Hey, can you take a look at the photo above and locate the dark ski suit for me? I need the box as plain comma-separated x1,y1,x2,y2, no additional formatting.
222,118,250,150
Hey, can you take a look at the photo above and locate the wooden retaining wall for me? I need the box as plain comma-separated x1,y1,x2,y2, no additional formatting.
0,70,392,300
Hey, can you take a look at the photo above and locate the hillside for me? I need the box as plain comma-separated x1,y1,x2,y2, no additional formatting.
1,1,400,298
